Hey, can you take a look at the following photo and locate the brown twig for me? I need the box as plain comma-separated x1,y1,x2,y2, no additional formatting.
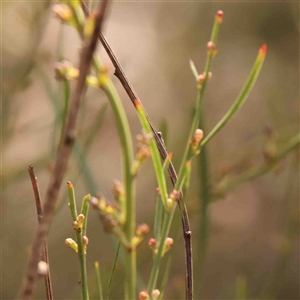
28,166,53,300
20,2,109,299
81,2,193,299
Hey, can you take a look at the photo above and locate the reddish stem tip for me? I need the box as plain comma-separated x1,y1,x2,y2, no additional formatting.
168,153,173,159
217,10,224,17
215,10,224,22
134,99,141,107
260,44,267,56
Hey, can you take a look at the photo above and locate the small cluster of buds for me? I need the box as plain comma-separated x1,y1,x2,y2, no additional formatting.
132,223,150,247
53,1,85,29
65,235,89,254
197,72,212,89
163,237,174,256
167,189,180,209
86,72,110,89
90,196,115,214
90,196,122,231
72,213,85,232
53,4,74,24
65,238,78,253
112,180,124,204
82,235,89,253
148,237,174,256
132,130,153,175
207,41,218,57
55,60,79,81
139,289,160,300
190,129,204,155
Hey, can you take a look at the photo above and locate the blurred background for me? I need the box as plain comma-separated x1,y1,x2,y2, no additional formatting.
2,1,299,299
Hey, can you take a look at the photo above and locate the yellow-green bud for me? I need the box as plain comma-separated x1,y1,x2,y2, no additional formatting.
65,238,78,252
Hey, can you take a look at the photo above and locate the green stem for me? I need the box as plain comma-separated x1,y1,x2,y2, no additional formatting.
148,206,176,295
135,101,169,208
201,45,267,148
196,118,211,298
106,241,121,300
95,261,103,300
215,133,300,198
60,80,70,141
193,13,223,299
67,183,89,300
76,230,89,300
147,169,187,296
101,79,136,299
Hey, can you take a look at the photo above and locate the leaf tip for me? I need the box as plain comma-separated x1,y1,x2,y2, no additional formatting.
67,181,73,188
260,44,267,56
215,10,224,23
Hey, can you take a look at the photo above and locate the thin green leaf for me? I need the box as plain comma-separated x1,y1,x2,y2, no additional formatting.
135,100,169,208
201,45,267,147
106,241,121,300
73,142,98,195
67,181,77,222
83,103,108,151
154,195,163,241
95,261,104,300
234,276,247,300
189,59,199,81
158,257,172,300
81,194,90,236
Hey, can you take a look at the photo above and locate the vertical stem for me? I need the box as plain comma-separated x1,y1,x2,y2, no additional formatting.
101,80,136,299
76,230,89,300
196,117,211,298
95,261,104,300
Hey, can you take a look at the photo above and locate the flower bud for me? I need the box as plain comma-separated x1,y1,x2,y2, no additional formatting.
152,289,160,299
77,214,85,229
169,190,180,202
54,60,79,81
190,129,204,154
167,197,174,208
215,10,224,23
207,41,218,57
112,180,124,202
163,237,174,256
197,73,205,89
84,13,97,37
86,75,100,87
82,236,89,245
53,4,74,23
139,291,150,300
65,238,78,252
90,196,100,209
148,238,157,248
136,223,150,236
72,221,79,230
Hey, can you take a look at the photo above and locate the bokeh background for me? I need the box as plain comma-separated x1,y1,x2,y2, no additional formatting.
2,1,299,299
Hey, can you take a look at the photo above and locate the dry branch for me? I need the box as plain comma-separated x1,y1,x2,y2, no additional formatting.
20,2,109,299
28,166,53,300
